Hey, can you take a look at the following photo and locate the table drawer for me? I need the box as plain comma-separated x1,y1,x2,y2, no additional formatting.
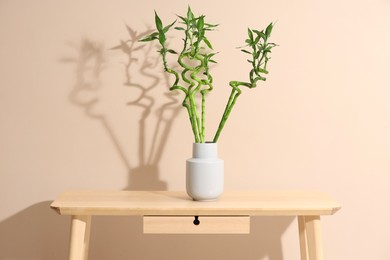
143,216,250,234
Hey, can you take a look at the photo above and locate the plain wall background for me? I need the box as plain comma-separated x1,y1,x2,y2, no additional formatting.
1,0,389,259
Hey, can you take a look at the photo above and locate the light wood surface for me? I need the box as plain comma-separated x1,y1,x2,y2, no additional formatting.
51,190,341,216
51,190,341,260
143,216,250,234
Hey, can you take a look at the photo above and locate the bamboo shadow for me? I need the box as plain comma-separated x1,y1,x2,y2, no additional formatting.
64,25,181,191
110,26,181,190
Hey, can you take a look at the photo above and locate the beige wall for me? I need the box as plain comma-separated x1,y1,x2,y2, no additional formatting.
1,0,389,259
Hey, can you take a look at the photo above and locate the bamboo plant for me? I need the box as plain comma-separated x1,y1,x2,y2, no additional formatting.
140,6,276,143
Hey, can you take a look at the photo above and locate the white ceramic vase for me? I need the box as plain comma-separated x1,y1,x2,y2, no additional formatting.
186,142,224,201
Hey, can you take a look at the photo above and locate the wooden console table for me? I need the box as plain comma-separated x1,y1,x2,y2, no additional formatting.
51,191,341,260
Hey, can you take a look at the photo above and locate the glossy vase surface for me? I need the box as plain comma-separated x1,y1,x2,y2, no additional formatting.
186,142,224,201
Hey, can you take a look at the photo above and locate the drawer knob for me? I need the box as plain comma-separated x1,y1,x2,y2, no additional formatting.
193,216,200,225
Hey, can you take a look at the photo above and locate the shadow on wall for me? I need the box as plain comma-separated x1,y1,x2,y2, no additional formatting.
67,25,182,191
0,202,70,259
0,25,295,260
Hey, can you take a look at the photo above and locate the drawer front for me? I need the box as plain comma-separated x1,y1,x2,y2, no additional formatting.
143,216,250,234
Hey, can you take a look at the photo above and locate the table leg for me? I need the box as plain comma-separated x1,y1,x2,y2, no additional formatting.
298,215,323,260
298,216,309,260
69,215,91,260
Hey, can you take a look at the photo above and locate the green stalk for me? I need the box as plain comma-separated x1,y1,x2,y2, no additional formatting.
201,93,206,142
184,96,200,142
183,55,202,143
213,90,234,143
177,54,201,142
189,93,201,142
200,60,213,142
161,48,201,142
189,53,208,143
213,81,248,143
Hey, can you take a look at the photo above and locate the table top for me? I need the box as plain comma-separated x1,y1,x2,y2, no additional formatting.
50,191,341,216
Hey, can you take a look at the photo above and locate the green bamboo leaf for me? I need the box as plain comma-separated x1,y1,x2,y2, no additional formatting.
265,23,273,37
209,59,217,63
203,37,213,49
163,20,176,33
267,42,278,48
245,39,252,45
177,15,187,23
138,28,155,39
207,52,217,58
248,28,254,41
199,30,205,41
139,32,159,42
205,53,217,63
257,68,269,74
204,23,218,31
263,45,273,53
158,33,166,45
187,6,194,21
139,36,153,42
154,12,167,46
167,49,178,54
175,27,185,30
254,35,260,45
205,23,219,28
154,11,163,33
253,30,266,40
197,15,205,31
241,49,251,54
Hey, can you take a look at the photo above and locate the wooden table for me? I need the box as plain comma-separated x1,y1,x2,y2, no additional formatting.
51,191,341,260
